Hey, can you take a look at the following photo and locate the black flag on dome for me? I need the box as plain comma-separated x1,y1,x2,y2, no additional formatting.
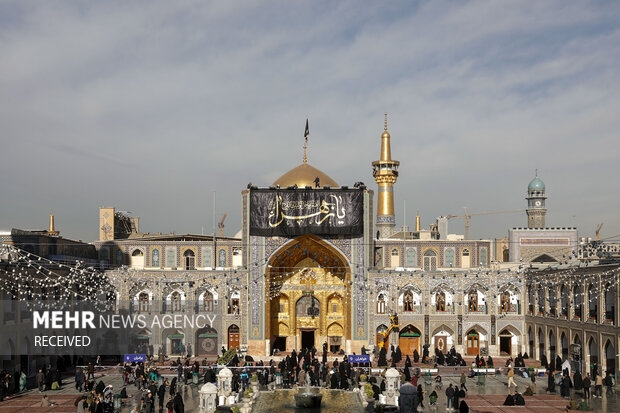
249,188,363,236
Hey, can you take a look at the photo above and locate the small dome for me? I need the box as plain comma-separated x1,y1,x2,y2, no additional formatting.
273,163,338,188
528,177,545,191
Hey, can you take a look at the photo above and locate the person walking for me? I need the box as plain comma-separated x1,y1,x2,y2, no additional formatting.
583,374,591,400
604,371,614,396
36,369,45,392
507,367,517,390
531,371,536,392
460,372,468,392
445,384,455,411
594,372,603,398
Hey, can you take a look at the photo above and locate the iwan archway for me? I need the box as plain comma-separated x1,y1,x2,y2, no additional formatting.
266,234,351,352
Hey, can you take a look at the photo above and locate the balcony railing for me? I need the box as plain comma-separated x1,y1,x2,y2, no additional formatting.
400,305,422,314
431,305,455,314
604,310,615,325
500,303,520,314
467,304,488,314
588,309,598,322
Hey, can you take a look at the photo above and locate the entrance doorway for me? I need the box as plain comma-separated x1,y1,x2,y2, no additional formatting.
228,325,240,350
499,330,512,355
301,330,315,350
399,325,421,356
273,336,287,352
467,331,480,355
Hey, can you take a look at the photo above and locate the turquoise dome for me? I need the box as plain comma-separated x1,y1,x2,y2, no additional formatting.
528,177,545,191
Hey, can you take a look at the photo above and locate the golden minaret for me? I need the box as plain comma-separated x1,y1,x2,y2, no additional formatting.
372,113,399,238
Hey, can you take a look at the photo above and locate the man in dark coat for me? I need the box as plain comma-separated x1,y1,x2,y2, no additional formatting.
158,382,166,410
573,371,583,391
173,392,184,413
547,370,556,392
560,374,571,398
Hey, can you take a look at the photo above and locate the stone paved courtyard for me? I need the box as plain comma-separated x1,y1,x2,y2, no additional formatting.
0,369,618,412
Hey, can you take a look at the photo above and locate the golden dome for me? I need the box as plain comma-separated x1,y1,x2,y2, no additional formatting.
273,163,338,188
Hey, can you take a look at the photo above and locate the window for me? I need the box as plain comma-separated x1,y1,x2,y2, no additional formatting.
479,248,488,267
406,248,416,267
171,291,182,312
202,247,212,267
116,249,124,265
332,303,338,313
423,250,437,271
183,249,196,270
228,291,240,314
377,294,386,314
138,292,150,313
468,291,478,312
166,248,176,268
296,295,320,317
445,248,455,267
403,291,414,312
202,292,214,312
218,249,227,267
151,249,160,267
436,292,446,312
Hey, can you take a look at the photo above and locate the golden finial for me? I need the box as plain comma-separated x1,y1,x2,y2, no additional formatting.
303,118,309,164
384,112,388,131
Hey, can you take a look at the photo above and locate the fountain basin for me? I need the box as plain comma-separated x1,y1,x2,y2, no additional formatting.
294,392,323,408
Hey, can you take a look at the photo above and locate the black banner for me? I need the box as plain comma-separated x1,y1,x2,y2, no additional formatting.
250,189,363,236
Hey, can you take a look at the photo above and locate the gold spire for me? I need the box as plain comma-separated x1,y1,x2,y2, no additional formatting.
372,113,399,237
48,212,59,236
416,211,421,232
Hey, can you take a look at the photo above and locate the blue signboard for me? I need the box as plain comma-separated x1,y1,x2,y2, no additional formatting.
348,354,370,363
123,354,147,363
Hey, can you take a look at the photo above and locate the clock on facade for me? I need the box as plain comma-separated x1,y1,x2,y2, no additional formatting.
535,201,542,207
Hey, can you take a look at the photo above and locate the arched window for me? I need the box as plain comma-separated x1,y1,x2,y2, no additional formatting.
138,292,150,313
406,248,416,267
537,287,545,314
296,295,320,317
218,249,227,267
377,293,386,314
184,249,196,270
202,291,214,312
604,282,616,324
574,285,583,319
468,290,479,312
588,284,597,321
391,249,400,267
560,285,569,317
171,291,182,312
423,250,437,271
461,249,470,268
444,248,455,268
228,291,240,314
479,248,487,267
500,291,511,313
151,249,160,267
116,249,124,266
549,287,557,317
436,292,446,312
403,291,414,312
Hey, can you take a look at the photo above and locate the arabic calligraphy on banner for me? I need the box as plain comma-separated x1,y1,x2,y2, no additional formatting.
249,189,363,236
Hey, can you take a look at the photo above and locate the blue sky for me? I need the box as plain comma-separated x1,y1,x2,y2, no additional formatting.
1,1,619,243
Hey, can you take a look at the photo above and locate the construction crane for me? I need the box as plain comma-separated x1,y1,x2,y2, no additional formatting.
445,208,525,240
596,222,604,241
218,214,227,237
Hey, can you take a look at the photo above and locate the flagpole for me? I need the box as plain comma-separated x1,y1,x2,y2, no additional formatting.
303,118,309,164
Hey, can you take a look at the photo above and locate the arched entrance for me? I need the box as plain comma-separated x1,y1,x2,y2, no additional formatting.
228,325,240,350
588,337,599,367
399,325,421,356
466,329,480,355
265,234,350,352
195,327,218,356
604,340,615,375
499,330,513,356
